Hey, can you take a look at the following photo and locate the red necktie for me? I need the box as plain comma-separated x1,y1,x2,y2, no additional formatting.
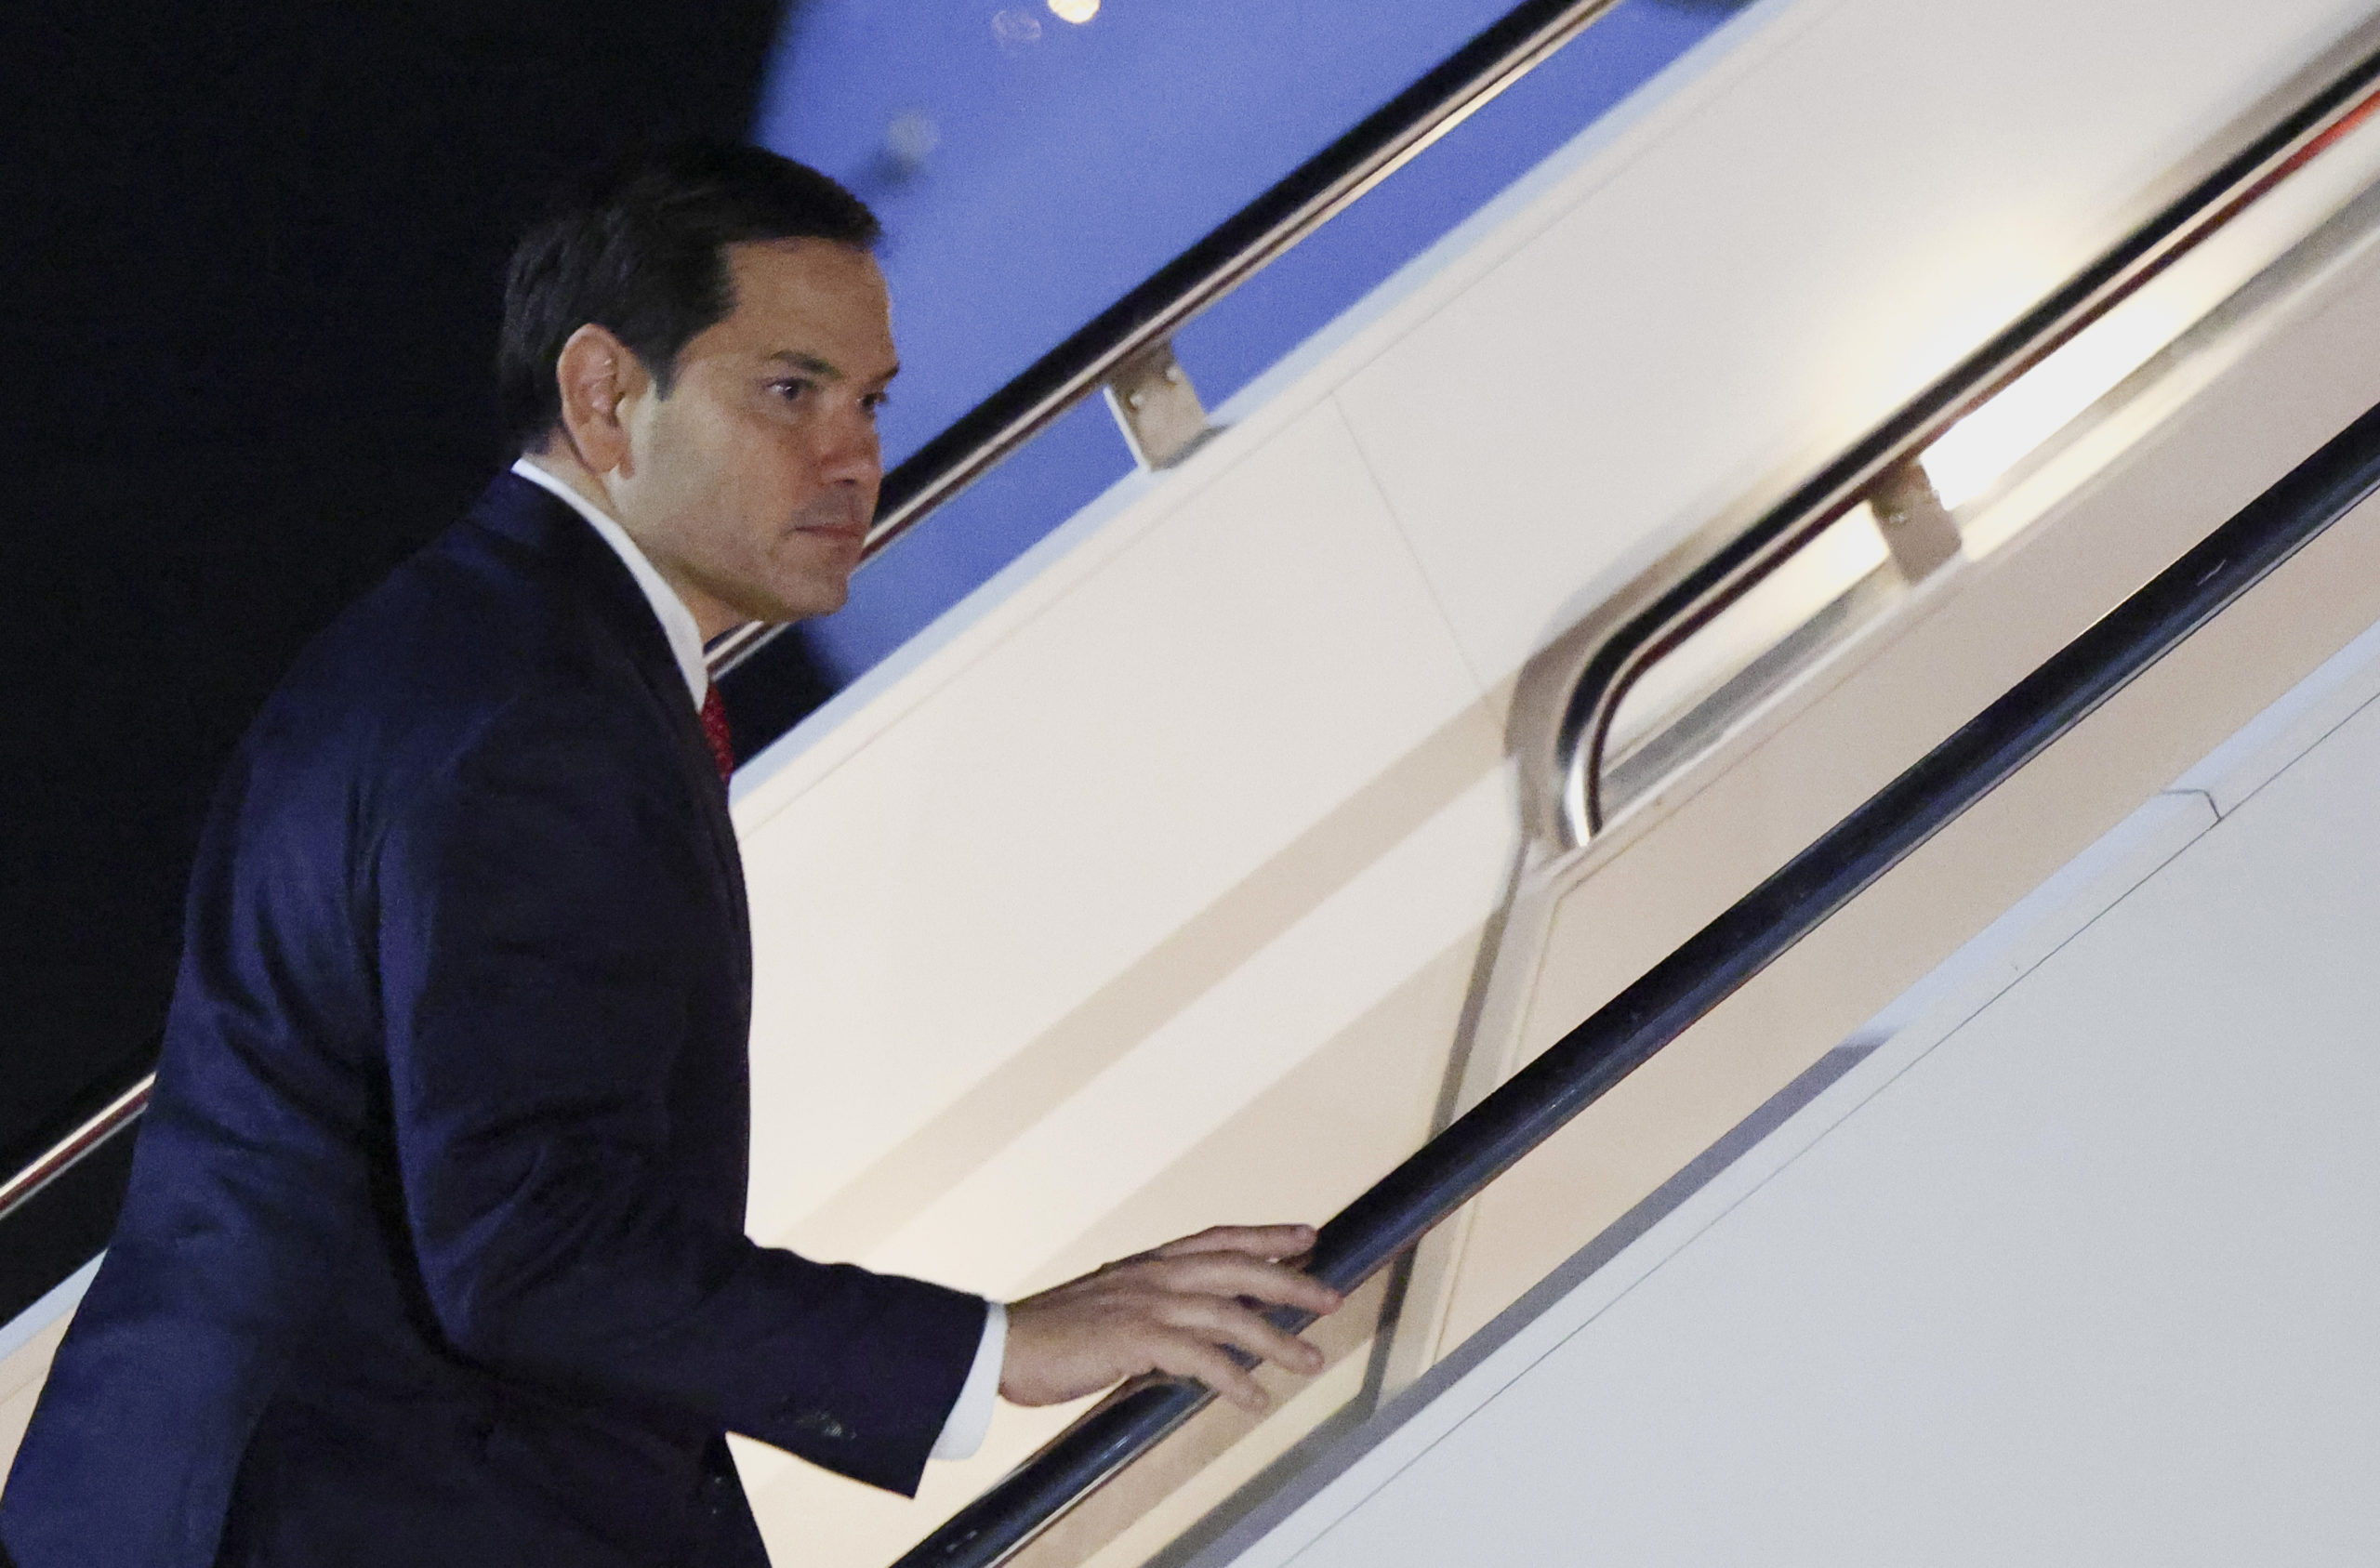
700,686,734,784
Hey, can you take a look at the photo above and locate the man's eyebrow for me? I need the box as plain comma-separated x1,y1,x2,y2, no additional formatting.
762,351,900,386
764,351,842,379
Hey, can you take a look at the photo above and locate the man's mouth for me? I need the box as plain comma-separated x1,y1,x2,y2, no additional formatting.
793,515,867,546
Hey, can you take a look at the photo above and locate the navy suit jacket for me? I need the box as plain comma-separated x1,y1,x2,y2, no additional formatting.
1,475,987,1568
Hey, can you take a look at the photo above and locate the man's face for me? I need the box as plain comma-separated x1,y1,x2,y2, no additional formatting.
610,238,895,630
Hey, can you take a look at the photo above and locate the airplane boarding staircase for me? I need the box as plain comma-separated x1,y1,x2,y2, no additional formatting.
10,1,2380,1563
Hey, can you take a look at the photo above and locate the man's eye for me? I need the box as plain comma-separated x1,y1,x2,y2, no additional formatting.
861,392,889,416
771,379,813,403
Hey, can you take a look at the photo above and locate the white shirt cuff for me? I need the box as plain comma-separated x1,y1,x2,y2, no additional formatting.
929,1299,1006,1461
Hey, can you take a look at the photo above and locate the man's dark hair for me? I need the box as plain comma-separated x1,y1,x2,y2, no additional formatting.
497,139,880,451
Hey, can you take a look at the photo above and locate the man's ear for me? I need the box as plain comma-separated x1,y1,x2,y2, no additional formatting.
553,323,647,476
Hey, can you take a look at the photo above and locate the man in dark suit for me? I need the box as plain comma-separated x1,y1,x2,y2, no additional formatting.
0,142,1337,1568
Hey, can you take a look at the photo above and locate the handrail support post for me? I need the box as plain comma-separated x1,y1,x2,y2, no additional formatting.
1869,456,1964,583
1104,339,1215,469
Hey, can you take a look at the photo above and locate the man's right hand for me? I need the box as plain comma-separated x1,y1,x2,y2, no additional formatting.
998,1224,1344,1414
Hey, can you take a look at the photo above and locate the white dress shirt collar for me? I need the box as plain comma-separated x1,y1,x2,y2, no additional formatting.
509,456,708,709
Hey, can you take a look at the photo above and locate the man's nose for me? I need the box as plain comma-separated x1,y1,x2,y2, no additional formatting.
818,404,882,488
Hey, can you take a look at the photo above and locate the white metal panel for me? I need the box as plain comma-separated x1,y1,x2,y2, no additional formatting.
736,401,1485,1250
1211,623,2380,1568
866,766,1519,1295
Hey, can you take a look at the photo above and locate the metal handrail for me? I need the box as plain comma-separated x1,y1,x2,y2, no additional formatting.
0,1074,152,1232
1559,40,2380,841
892,393,2380,1568
706,0,1636,682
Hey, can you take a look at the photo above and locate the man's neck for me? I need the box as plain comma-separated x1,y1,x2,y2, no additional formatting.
519,443,744,643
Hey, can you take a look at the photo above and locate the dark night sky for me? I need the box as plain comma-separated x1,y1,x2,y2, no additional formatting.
1,0,795,1167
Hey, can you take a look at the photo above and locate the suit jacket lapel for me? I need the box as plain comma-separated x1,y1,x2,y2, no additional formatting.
463,475,751,968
